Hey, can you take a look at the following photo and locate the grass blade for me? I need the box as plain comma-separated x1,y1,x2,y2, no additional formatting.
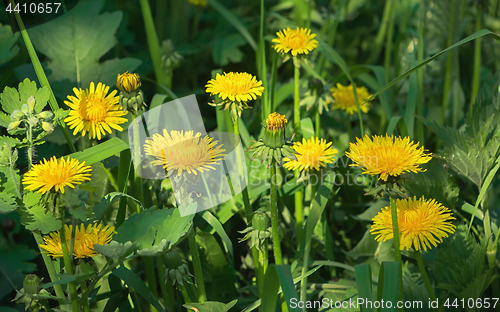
69,137,129,165
355,263,374,312
376,262,400,312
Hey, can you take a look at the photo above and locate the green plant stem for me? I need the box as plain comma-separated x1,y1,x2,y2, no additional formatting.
294,65,301,141
81,281,90,312
59,209,79,312
33,231,67,306
315,107,320,138
139,0,169,89
384,0,396,83
144,257,159,312
179,284,191,304
414,252,437,302
470,7,482,112
157,255,174,311
442,0,456,125
188,227,207,303
416,2,425,145
368,0,394,64
132,114,144,210
270,162,283,264
300,181,317,311
390,195,404,301
10,0,75,153
346,118,353,142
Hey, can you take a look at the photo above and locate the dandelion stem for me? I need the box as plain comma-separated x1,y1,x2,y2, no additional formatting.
59,208,79,312
157,255,175,311
188,227,206,303
179,284,191,304
294,64,301,141
390,195,404,302
270,161,283,264
81,281,90,312
144,257,159,312
315,107,320,138
414,251,437,302
258,239,269,297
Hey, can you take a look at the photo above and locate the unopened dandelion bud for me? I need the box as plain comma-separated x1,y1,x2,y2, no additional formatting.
264,112,287,149
161,39,183,73
11,110,24,121
41,122,54,133
23,274,41,296
28,117,39,127
21,104,29,115
116,72,141,93
27,96,36,112
7,120,22,131
37,111,53,120
252,210,269,232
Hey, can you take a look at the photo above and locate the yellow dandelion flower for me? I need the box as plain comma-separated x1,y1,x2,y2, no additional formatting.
272,27,318,56
22,156,92,194
370,196,456,251
144,130,226,176
284,137,338,172
116,71,141,93
188,0,207,6
330,83,372,115
266,112,287,130
39,224,115,259
345,135,432,181
64,82,128,140
206,72,264,103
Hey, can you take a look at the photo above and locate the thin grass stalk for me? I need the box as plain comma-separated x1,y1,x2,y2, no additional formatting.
293,65,305,228
441,0,456,125
144,257,159,312
469,6,482,112
384,0,396,83
390,196,404,301
368,0,394,64
414,252,437,302
416,2,425,145
9,0,76,153
188,227,207,303
59,207,79,312
139,0,169,89
269,53,278,113
270,162,283,264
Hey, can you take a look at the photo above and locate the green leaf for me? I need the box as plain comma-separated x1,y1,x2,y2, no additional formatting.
260,265,300,312
403,51,417,139
92,191,143,222
376,262,400,312
344,228,379,259
20,192,61,234
111,266,165,312
184,300,237,312
92,241,135,259
206,0,257,51
22,0,141,98
354,264,374,312
212,34,246,66
201,210,234,263
114,205,194,256
69,137,129,165
300,117,314,140
0,78,50,115
0,24,19,65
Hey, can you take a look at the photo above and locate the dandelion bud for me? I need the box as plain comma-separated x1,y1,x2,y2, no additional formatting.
264,112,287,149
27,96,36,112
7,120,22,131
252,210,269,232
23,274,41,296
28,117,39,127
116,71,141,93
41,122,54,133
161,40,183,73
163,249,192,286
21,104,29,115
11,110,24,121
37,111,53,120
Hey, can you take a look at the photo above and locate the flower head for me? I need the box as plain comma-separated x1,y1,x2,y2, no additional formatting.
206,72,264,103
370,196,456,251
22,156,92,194
330,83,372,115
272,27,318,57
116,72,141,93
40,224,115,259
346,135,432,181
284,137,337,172
266,112,287,131
144,130,226,176
264,112,288,149
188,0,207,6
64,82,127,140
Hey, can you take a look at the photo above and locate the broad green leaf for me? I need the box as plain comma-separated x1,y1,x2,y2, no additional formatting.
69,137,129,165
260,265,300,312
386,116,401,135
111,266,165,312
184,300,237,312
23,0,141,98
212,34,246,66
93,241,135,259
354,264,374,312
92,191,143,222
0,24,19,65
300,117,314,140
206,0,257,51
114,205,194,256
376,262,400,312
201,210,234,263
20,192,61,234
0,78,50,114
